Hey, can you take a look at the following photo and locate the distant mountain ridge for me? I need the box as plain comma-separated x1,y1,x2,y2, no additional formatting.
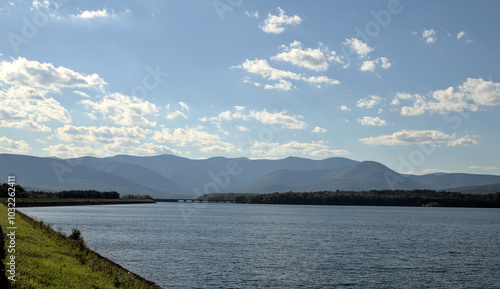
1,153,499,198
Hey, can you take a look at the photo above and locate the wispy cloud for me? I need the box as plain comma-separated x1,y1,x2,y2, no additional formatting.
356,95,382,109
233,59,301,81
340,105,351,111
251,140,349,158
357,116,387,126
165,102,189,120
468,165,499,171
200,106,307,130
245,10,259,18
233,57,339,89
359,130,477,146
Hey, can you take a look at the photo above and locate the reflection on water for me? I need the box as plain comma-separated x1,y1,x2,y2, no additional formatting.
21,203,500,288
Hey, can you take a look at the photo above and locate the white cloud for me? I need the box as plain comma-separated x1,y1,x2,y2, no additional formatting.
249,109,307,129
0,136,30,154
340,105,351,111
271,41,329,72
165,102,189,120
302,76,340,86
44,141,179,158
328,51,348,68
165,110,187,120
357,116,387,126
72,8,117,19
233,59,301,81
380,57,391,69
360,60,376,72
200,107,307,130
251,140,349,158
468,165,499,171
73,90,90,98
152,126,239,153
43,144,102,157
460,78,500,106
359,130,477,146
356,95,382,108
264,79,294,91
81,92,159,127
259,7,302,34
343,38,374,59
420,169,455,174
242,76,262,87
457,31,466,39
312,126,327,133
235,48,339,89
48,124,183,157
30,0,61,18
0,57,108,132
360,57,391,72
54,125,148,143
179,101,189,111
392,78,500,115
447,136,478,147
0,57,106,91
200,106,246,122
0,86,69,131
237,125,250,132
245,10,259,18
422,28,437,44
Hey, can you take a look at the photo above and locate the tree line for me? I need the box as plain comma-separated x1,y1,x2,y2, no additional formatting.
0,184,119,199
198,190,500,208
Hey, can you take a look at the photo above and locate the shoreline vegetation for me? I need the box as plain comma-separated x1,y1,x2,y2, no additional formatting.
0,203,161,288
198,190,500,208
0,184,155,207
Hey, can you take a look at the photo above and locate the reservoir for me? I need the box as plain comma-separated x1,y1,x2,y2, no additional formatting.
20,203,500,288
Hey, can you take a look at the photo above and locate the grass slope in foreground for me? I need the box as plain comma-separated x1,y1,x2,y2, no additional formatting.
0,204,161,288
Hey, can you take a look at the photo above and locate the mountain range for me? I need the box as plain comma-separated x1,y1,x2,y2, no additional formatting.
1,153,499,199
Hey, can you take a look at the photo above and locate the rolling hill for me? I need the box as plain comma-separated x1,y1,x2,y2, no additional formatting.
1,153,499,198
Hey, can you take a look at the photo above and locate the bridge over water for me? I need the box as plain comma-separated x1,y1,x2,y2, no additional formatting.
154,199,234,203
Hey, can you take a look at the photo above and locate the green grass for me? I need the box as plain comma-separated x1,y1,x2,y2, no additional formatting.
0,203,161,288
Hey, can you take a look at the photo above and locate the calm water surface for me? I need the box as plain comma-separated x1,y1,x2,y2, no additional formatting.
20,203,500,288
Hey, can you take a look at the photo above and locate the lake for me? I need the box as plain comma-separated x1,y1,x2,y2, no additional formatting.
20,203,500,288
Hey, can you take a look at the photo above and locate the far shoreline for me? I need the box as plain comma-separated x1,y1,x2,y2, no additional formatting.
12,198,156,208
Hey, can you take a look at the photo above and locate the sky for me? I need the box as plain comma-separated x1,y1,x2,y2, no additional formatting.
1,0,500,175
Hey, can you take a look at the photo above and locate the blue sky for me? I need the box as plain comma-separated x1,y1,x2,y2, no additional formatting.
1,0,499,175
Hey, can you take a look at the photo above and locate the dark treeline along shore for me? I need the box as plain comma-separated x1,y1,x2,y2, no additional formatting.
0,183,154,207
199,190,500,208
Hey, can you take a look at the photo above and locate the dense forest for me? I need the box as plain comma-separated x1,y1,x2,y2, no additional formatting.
0,184,120,199
198,190,500,208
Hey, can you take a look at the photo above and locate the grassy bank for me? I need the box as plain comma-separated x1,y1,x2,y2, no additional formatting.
0,203,161,288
